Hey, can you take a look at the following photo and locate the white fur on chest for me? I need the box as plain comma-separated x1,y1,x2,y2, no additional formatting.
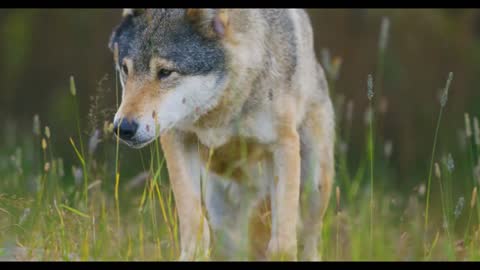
190,109,277,149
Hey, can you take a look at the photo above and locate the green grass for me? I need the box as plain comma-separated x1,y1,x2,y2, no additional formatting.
1,18,480,261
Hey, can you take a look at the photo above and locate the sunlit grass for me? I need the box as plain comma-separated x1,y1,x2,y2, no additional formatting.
0,74,479,260
1,17,480,262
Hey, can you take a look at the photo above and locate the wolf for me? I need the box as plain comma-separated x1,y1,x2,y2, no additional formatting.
108,8,335,261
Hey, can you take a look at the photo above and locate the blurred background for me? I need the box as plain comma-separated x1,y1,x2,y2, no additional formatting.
0,9,479,190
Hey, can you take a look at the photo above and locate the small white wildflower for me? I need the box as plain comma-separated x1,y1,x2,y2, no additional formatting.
418,184,426,196
454,196,465,219
72,166,83,186
103,121,114,138
367,74,374,101
125,171,150,191
19,208,31,225
446,153,455,173
442,216,449,230
88,129,101,156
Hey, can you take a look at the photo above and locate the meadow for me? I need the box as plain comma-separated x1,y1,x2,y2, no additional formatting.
1,11,480,261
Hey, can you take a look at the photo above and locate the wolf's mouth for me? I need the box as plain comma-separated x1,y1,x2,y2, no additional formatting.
113,135,156,149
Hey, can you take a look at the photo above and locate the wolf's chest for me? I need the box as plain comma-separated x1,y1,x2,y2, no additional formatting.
197,137,271,184
192,109,277,148
191,111,277,183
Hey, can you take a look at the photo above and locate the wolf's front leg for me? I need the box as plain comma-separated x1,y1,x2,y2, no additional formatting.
161,131,210,261
267,101,301,261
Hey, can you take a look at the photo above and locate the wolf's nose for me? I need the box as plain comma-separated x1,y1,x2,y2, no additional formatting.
114,118,138,141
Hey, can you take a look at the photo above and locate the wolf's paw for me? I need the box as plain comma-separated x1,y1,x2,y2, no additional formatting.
177,250,210,261
266,238,297,261
298,240,321,261
177,251,193,261
298,249,321,261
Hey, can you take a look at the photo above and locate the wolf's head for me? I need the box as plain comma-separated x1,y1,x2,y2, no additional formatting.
108,9,240,148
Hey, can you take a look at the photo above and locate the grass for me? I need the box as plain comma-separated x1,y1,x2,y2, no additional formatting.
1,17,480,261
423,72,453,257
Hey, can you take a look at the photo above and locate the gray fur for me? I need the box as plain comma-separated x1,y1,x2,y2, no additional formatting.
110,9,226,76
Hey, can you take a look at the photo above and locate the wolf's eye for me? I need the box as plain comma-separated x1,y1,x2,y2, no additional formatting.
121,63,129,75
157,69,173,80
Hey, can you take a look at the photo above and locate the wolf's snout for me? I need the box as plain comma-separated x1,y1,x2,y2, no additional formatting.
114,118,139,141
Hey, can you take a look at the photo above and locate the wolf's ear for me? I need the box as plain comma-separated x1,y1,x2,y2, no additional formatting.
122,8,145,17
108,9,144,59
186,9,230,39
108,20,129,53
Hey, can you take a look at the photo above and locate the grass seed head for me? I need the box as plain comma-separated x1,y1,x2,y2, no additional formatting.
41,138,47,150
474,161,480,185
331,57,343,81
473,117,479,146
33,114,41,136
367,74,374,101
379,17,390,53
57,158,64,177
465,113,472,138
113,42,119,65
70,76,77,97
45,126,51,139
418,183,426,196
471,187,477,209
44,162,50,173
440,72,453,107
336,186,341,213
434,162,441,179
